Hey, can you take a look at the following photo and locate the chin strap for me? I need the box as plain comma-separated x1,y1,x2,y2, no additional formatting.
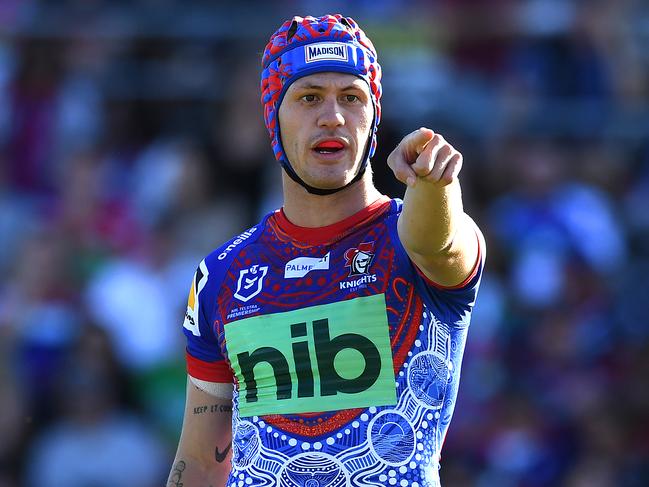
281,128,373,196
284,161,368,195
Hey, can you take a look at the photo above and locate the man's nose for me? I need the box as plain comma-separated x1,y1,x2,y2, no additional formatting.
317,98,345,128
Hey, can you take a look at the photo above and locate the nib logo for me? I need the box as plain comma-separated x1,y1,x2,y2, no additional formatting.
224,294,396,416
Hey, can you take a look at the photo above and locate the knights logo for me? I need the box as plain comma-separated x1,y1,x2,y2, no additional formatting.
344,242,375,277
234,265,269,303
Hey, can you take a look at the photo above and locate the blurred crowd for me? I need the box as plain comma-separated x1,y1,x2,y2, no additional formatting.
1,1,648,486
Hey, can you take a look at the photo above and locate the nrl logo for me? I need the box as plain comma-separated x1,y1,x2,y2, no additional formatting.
234,265,269,303
344,242,375,276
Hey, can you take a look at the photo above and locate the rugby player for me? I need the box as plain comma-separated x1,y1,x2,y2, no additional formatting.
168,14,485,487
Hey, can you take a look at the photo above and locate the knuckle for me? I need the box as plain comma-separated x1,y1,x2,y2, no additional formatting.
392,161,407,175
397,170,411,182
414,166,429,177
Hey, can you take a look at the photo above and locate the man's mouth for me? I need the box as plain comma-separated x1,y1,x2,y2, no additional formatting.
313,140,345,154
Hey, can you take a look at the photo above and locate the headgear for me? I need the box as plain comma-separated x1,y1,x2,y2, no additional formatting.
261,14,382,195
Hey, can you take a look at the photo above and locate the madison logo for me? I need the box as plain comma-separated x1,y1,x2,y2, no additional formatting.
234,265,269,303
344,242,375,276
304,42,348,63
224,295,396,416
183,260,209,337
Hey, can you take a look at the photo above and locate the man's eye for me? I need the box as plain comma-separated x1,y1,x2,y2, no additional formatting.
345,95,359,103
302,94,317,102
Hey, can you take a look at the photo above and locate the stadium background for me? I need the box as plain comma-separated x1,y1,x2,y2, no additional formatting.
1,0,648,486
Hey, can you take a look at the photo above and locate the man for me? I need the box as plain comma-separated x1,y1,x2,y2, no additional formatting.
169,14,484,487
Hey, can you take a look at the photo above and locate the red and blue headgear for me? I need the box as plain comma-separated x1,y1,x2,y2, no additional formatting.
261,14,382,195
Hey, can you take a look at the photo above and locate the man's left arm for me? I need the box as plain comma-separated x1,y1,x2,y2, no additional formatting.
388,128,483,287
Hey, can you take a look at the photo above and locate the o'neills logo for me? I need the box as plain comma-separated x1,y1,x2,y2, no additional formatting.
305,42,348,63
218,227,257,260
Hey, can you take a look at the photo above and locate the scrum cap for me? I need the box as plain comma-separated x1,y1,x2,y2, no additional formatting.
261,14,382,195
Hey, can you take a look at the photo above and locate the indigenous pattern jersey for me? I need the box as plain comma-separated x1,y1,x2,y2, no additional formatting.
183,197,484,487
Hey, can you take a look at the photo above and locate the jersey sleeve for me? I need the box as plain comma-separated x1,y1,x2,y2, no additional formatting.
388,201,486,327
182,259,233,383
412,224,486,327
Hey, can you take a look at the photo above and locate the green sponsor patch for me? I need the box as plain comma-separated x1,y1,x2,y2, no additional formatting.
225,294,396,416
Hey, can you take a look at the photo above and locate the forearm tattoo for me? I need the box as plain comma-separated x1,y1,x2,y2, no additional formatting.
215,442,232,463
193,403,233,415
168,460,216,487
168,460,186,486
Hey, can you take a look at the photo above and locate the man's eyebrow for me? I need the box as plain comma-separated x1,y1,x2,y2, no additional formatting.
294,83,324,90
293,82,365,91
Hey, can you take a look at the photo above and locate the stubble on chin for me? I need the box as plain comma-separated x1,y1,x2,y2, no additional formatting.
300,158,359,189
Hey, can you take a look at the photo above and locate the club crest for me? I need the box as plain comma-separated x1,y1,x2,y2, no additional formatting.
344,242,375,276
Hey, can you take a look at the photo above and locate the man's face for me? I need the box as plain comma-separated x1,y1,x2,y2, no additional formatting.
278,72,374,190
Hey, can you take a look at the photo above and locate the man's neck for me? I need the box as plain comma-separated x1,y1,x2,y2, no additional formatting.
281,172,384,228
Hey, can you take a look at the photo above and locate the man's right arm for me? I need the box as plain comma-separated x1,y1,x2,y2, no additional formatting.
167,376,233,487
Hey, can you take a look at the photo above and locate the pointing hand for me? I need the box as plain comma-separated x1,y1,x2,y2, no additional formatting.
387,128,463,188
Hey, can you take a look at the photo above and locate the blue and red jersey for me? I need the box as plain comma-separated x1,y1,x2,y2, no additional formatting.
183,196,483,487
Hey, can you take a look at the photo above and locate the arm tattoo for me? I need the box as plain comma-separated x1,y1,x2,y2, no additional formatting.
215,442,232,463
193,404,233,415
168,460,186,486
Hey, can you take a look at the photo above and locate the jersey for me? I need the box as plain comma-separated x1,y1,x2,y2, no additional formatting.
182,196,484,487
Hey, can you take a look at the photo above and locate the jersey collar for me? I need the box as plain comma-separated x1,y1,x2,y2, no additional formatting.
274,195,391,245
